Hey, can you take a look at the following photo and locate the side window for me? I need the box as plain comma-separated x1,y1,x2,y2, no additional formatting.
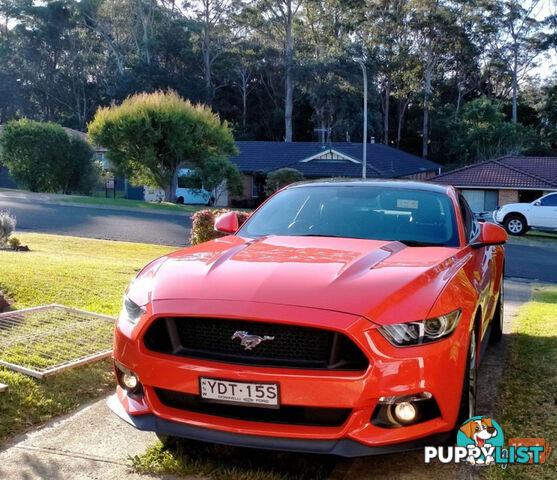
458,194,478,243
541,194,557,206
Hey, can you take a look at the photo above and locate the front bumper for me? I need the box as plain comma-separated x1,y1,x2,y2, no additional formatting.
112,298,471,456
107,394,453,457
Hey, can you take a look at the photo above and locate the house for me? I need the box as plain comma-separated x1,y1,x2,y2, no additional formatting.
431,156,557,212
228,141,441,206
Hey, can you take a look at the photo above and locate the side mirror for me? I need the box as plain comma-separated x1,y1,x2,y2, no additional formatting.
214,211,239,234
471,222,507,249
534,200,541,206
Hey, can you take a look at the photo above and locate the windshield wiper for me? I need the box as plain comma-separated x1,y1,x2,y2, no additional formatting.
397,239,442,247
295,234,345,238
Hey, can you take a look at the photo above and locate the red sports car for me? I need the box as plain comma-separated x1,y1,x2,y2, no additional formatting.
109,180,507,456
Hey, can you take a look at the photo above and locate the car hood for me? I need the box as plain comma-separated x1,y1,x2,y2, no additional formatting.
500,202,529,211
138,235,470,325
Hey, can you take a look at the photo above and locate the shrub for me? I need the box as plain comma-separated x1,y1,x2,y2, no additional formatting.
190,209,251,246
8,236,20,250
0,211,16,246
88,90,238,201
0,119,99,194
264,168,304,196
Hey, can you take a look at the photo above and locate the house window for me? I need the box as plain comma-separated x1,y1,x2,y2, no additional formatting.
518,190,542,203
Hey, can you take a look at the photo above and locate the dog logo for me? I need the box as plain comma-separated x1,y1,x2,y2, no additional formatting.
425,416,550,466
457,416,504,465
231,331,275,350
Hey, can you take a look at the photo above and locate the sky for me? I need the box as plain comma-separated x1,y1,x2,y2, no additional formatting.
533,0,557,80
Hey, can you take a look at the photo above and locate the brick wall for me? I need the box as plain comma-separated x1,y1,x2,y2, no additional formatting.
498,189,518,206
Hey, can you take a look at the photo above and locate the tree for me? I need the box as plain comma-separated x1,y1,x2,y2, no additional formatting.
195,156,244,205
87,90,238,201
243,0,304,142
442,97,538,163
264,167,304,195
0,119,98,193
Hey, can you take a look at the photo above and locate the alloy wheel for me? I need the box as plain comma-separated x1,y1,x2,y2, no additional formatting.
508,219,523,234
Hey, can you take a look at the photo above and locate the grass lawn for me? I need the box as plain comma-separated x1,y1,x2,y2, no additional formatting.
131,440,336,480
481,285,557,480
58,195,213,213
0,233,176,445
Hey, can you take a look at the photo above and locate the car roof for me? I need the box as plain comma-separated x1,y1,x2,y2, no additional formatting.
286,178,451,194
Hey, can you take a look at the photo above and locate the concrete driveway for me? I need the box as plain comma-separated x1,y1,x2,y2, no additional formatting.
0,280,531,480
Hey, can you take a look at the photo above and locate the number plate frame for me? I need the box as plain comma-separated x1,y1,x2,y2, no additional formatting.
199,377,280,409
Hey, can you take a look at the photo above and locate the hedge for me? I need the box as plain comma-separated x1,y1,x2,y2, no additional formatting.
190,209,251,246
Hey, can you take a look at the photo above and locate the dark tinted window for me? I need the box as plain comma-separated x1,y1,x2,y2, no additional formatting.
178,175,202,189
541,194,557,206
238,185,459,247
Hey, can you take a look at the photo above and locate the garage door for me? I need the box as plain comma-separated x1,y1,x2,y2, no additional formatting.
462,190,485,212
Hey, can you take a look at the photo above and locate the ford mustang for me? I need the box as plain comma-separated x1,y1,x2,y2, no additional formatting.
108,180,507,457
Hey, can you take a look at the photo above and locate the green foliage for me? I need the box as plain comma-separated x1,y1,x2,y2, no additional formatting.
7,236,20,250
131,438,335,480
433,98,539,164
264,168,304,196
88,90,237,201
0,0,553,166
190,209,251,246
0,119,98,194
194,157,244,204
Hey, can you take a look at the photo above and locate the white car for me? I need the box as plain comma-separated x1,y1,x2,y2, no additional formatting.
493,192,557,235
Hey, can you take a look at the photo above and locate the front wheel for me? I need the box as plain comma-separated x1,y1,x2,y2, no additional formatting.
457,329,477,427
504,215,527,235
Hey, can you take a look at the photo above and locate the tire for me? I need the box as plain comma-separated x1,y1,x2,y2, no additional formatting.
457,328,478,428
176,196,184,204
156,433,180,450
489,281,504,344
504,214,527,235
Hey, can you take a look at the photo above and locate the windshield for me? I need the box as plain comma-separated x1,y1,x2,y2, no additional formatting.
238,185,459,247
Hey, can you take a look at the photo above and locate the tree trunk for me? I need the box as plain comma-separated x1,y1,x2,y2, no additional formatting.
396,97,410,149
512,45,518,123
284,1,294,142
383,73,391,145
203,2,212,104
422,43,433,158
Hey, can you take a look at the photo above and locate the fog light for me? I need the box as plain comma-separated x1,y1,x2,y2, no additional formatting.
394,402,417,423
122,372,138,390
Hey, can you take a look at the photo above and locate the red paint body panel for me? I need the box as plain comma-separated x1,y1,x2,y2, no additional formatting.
112,182,506,452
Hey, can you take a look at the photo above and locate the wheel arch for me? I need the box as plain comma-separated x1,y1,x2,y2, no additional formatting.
503,211,527,226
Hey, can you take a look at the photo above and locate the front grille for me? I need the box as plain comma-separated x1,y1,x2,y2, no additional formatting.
154,387,351,427
143,317,369,370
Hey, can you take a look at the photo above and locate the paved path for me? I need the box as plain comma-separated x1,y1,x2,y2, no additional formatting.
331,279,532,480
0,397,193,480
0,281,531,480
0,195,190,246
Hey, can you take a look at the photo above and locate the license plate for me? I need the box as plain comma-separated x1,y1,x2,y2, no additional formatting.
199,377,280,409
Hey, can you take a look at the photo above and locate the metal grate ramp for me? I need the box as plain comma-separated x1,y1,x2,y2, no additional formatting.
0,305,115,378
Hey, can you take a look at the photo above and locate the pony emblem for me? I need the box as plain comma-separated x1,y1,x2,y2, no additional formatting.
231,331,275,350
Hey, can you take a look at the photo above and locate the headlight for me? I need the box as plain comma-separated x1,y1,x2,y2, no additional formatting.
378,309,461,347
118,294,145,325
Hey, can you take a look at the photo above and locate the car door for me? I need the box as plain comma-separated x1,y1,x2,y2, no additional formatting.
459,195,501,346
529,193,557,229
